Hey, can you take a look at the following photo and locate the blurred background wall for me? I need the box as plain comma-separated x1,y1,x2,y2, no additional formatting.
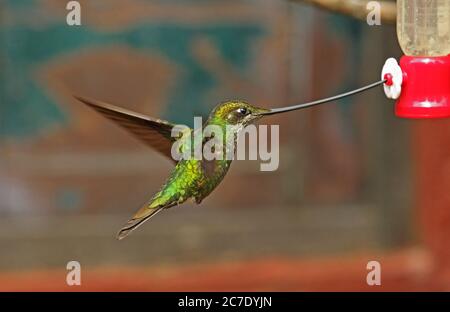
1,0,442,291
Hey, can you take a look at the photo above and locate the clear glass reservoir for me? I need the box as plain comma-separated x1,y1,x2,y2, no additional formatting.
397,0,450,56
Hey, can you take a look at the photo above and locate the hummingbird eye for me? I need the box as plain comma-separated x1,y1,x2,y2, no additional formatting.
237,107,248,115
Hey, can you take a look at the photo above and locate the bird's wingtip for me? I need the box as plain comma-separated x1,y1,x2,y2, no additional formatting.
73,94,92,105
72,94,126,112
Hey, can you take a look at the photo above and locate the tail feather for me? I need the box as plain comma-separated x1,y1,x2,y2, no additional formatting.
116,207,164,240
116,197,179,240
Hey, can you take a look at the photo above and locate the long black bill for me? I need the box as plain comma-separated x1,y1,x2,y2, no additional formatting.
261,79,386,116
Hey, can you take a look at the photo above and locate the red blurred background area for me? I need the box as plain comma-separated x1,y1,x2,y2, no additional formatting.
1,0,449,291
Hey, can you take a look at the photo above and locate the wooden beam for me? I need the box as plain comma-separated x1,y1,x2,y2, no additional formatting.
290,0,397,25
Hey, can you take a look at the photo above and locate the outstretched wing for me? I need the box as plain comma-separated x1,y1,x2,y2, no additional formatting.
75,96,184,162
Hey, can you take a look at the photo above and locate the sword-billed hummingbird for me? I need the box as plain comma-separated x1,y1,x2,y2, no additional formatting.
75,97,273,239
74,80,384,239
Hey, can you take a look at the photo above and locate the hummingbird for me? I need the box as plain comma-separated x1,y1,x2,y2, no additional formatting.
75,96,276,240
74,80,384,239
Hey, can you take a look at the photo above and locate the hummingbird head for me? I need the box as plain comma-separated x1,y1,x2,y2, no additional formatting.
208,101,270,127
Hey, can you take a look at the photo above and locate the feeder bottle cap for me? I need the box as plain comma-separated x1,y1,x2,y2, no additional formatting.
381,58,403,99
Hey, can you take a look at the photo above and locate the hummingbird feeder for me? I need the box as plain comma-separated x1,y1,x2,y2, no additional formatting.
240,1,449,119
382,0,450,118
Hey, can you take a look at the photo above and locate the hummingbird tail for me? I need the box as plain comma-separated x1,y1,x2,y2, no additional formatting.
116,206,164,240
116,196,179,240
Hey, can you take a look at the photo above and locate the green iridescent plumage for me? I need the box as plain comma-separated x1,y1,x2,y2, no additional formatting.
75,96,268,239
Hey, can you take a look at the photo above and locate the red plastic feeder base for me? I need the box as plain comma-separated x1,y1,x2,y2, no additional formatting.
395,55,450,119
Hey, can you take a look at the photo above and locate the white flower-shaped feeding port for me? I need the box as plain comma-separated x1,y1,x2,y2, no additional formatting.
382,58,403,99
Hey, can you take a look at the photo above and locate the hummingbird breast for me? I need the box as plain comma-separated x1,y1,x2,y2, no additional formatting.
195,157,232,202
158,157,231,207
163,124,235,205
